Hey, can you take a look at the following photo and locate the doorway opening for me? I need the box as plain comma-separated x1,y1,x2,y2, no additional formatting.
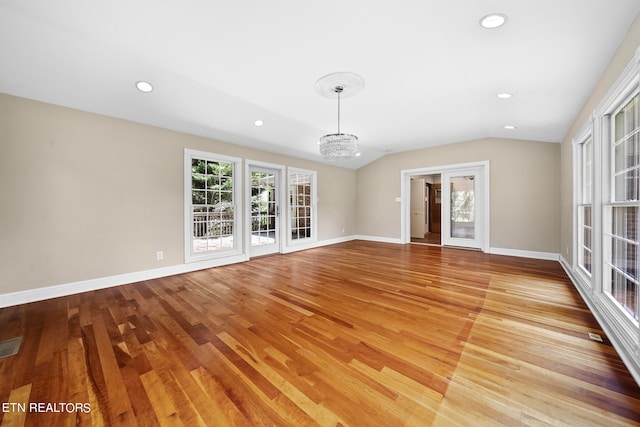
245,161,286,258
410,174,441,246
401,161,490,252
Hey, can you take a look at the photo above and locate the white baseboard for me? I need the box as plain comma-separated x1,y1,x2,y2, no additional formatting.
353,235,403,244
1,236,361,308
488,247,559,261
354,236,559,260
355,238,559,262
0,254,248,309
281,235,356,253
0,238,561,309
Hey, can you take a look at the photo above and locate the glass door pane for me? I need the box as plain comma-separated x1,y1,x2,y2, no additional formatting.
450,176,475,239
441,169,484,250
250,167,280,257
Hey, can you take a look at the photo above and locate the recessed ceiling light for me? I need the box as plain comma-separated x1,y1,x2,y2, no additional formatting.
504,125,517,130
254,119,264,127
480,13,507,29
355,152,362,157
497,93,513,99
135,81,153,93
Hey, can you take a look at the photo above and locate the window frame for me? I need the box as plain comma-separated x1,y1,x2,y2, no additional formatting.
574,125,594,283
572,49,640,380
184,148,243,263
604,91,640,324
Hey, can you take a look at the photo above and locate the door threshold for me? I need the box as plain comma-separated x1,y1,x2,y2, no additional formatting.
442,245,483,252
410,242,442,247
249,252,282,260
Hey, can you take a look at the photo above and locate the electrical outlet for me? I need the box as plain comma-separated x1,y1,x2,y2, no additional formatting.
156,251,164,261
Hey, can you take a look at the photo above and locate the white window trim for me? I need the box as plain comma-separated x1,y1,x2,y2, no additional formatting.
571,47,640,385
602,91,640,330
572,117,595,288
184,148,243,263
597,69,639,329
287,167,318,246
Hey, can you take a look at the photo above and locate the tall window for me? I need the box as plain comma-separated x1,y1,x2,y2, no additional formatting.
184,149,242,262
608,93,639,321
573,50,640,381
288,168,317,243
578,135,593,276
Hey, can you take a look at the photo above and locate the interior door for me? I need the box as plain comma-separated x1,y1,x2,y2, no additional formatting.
410,178,426,238
441,169,483,249
249,167,280,257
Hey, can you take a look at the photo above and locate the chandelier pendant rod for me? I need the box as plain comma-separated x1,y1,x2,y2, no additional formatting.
314,73,363,161
337,88,341,134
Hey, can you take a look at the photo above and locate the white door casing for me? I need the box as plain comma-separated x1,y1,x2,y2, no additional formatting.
400,161,490,252
245,161,286,257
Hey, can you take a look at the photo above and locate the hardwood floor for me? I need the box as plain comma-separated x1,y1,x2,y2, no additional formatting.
1,241,639,426
411,232,441,245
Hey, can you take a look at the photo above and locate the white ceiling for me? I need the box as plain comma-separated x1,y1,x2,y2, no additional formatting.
1,1,639,169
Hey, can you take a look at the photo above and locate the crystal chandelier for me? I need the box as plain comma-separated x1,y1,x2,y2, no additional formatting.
315,72,364,161
318,86,359,160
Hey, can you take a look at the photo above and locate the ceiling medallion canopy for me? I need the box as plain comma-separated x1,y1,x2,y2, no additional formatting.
315,72,364,161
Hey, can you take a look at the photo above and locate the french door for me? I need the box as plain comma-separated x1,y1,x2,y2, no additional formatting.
442,169,484,249
410,178,427,238
249,166,281,257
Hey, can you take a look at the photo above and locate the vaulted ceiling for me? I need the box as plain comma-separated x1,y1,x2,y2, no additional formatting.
1,0,639,168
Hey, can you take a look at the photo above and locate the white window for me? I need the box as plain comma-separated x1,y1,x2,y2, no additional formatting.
288,168,317,244
607,93,640,322
577,133,593,278
184,149,242,262
572,49,640,381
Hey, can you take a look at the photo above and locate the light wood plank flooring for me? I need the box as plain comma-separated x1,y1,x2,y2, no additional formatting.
411,232,441,245
1,241,639,426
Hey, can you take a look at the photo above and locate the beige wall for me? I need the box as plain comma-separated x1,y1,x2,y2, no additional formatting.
0,93,356,294
560,14,640,263
16,13,640,295
356,138,561,253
